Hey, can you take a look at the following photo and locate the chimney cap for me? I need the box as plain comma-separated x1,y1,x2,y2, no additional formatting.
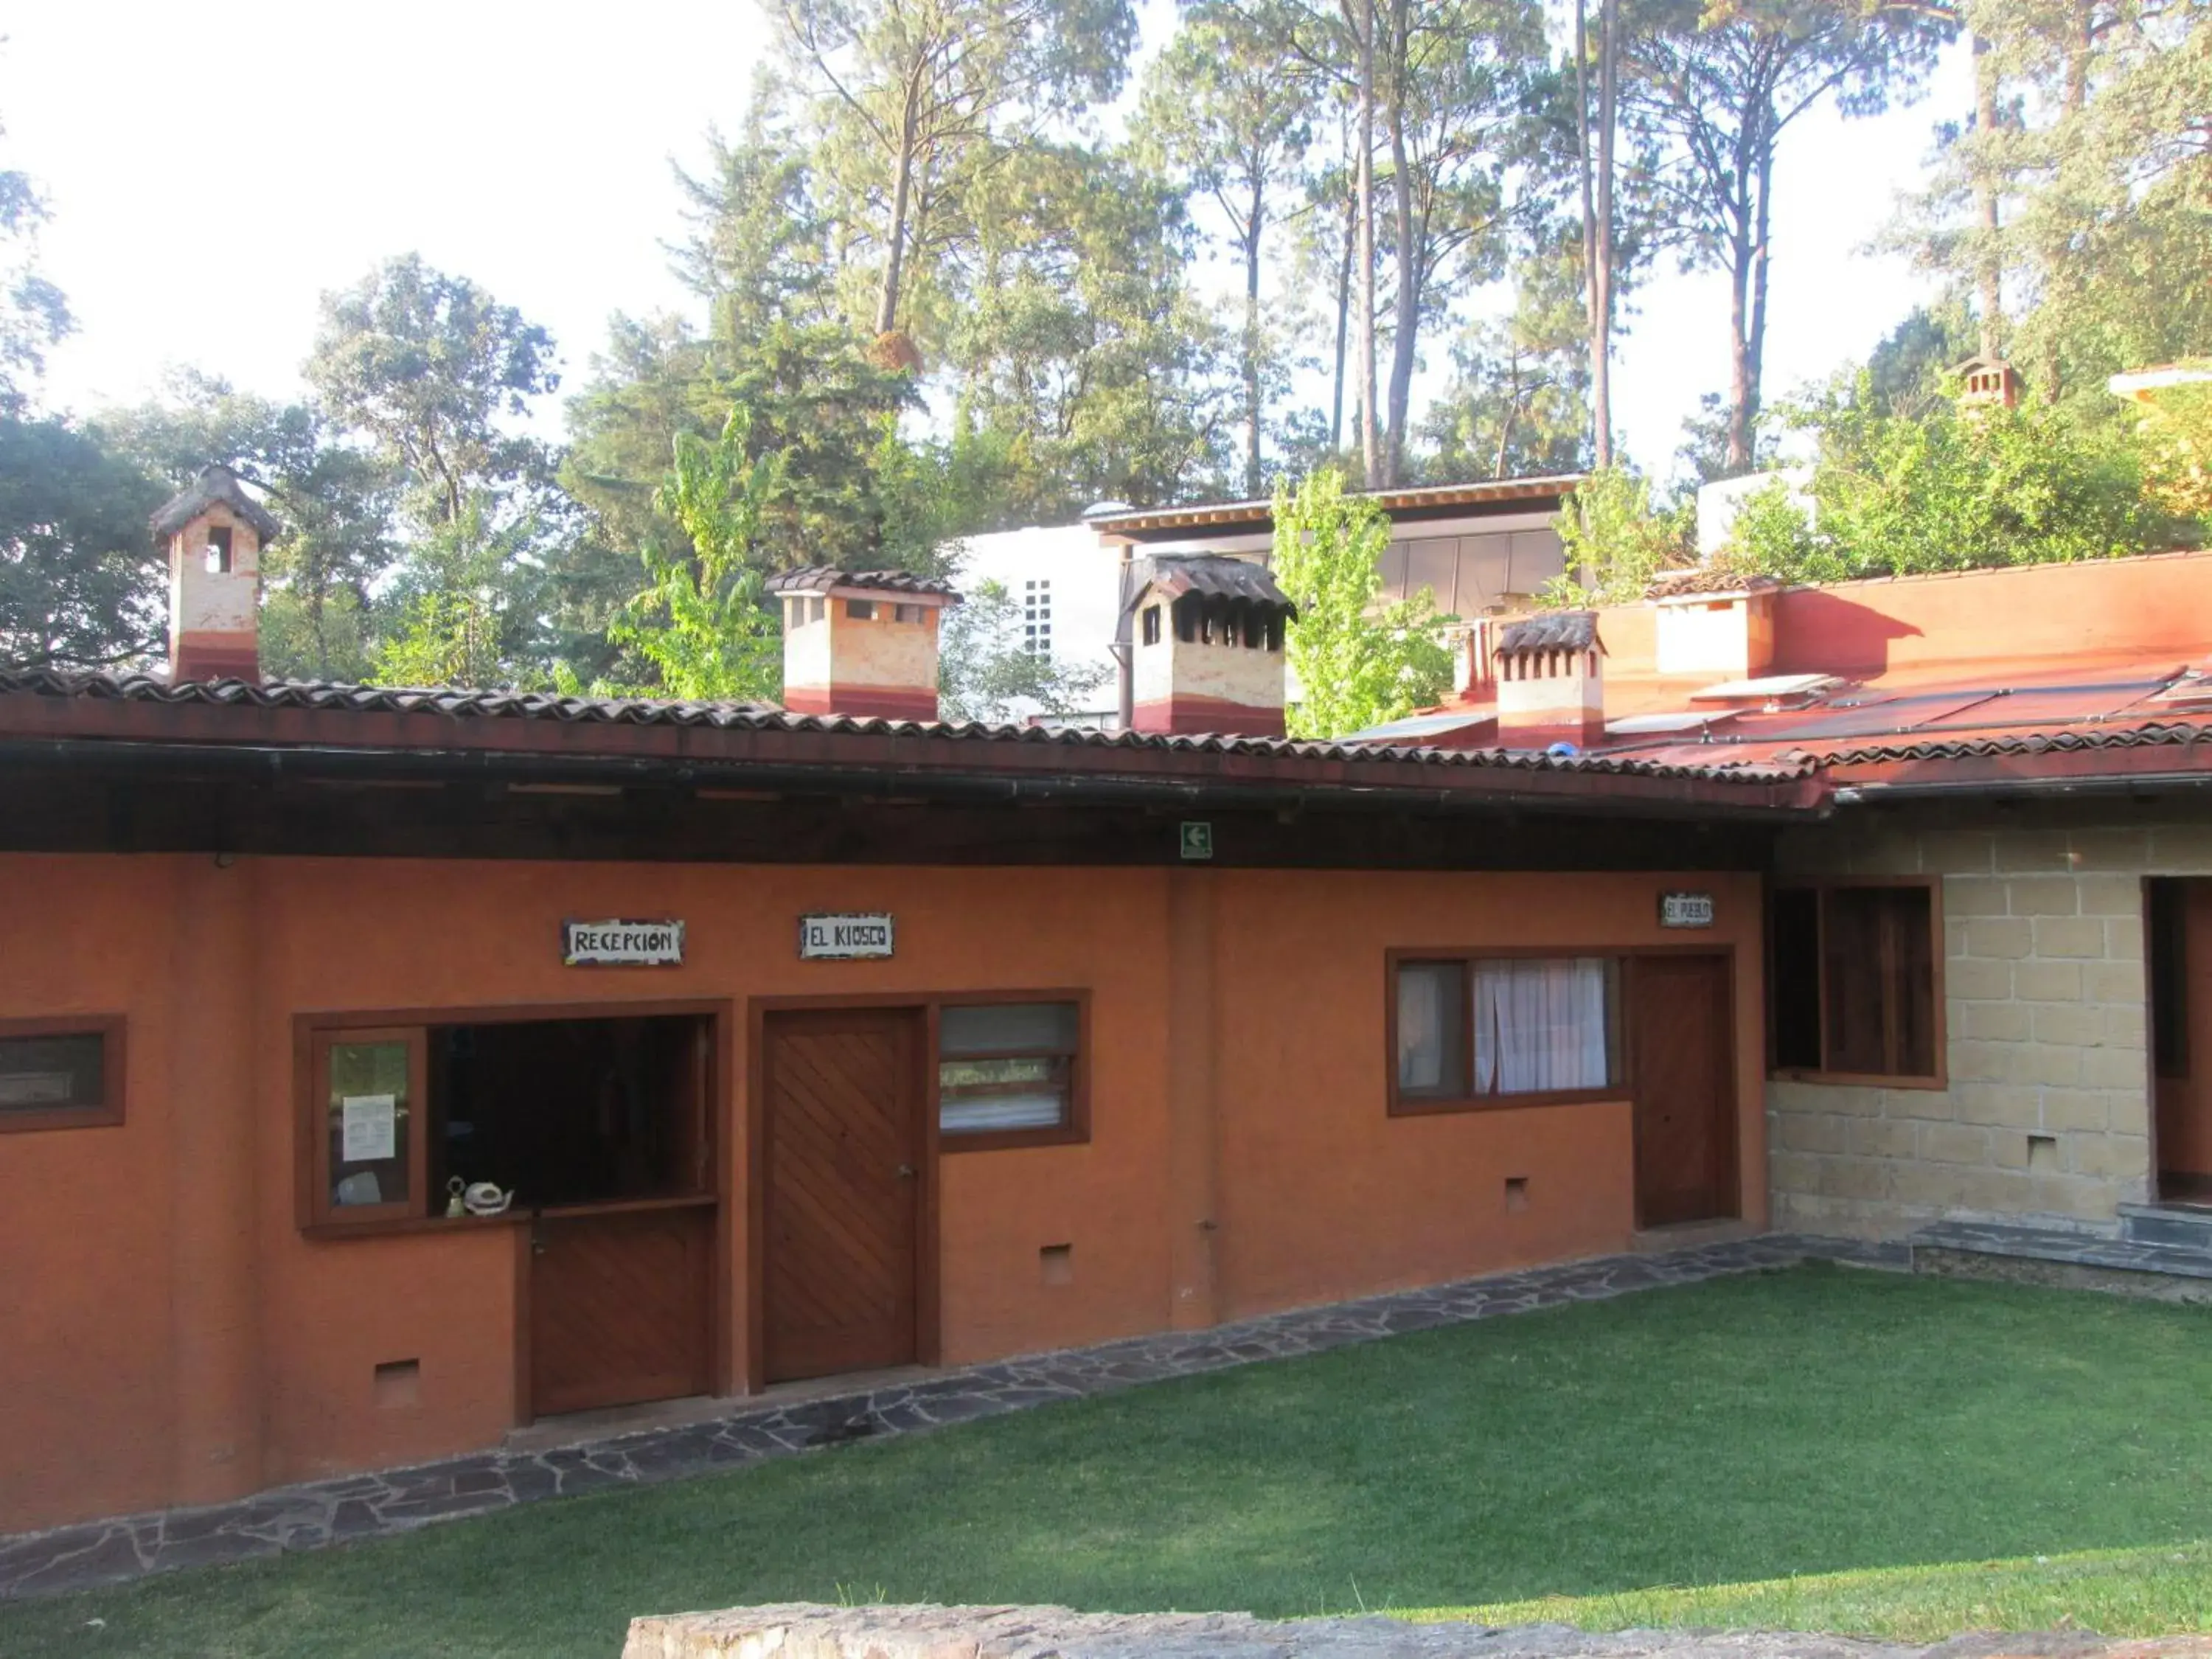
150,464,282,545
1498,610,1601,655
1129,554,1297,619
1644,568,1782,602
764,566,961,604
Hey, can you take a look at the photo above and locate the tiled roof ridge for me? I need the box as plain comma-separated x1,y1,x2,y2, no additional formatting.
0,667,1803,785
1810,717,2212,767
763,566,961,599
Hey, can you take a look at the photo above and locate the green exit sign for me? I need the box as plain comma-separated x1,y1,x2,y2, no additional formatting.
1179,821,1214,861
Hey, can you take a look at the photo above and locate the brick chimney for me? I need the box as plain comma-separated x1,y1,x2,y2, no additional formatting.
1646,570,1779,680
765,567,961,721
151,465,280,684
1495,611,1605,751
1127,555,1296,737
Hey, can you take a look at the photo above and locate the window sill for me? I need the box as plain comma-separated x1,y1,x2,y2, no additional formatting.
1390,1089,1624,1116
302,1211,531,1242
1768,1068,1948,1091
0,1104,124,1134
939,1124,1088,1153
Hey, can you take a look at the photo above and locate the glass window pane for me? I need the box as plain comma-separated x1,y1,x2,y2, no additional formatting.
941,1002,1078,1057
1396,962,1467,1096
1472,958,1617,1095
327,1040,411,1208
0,1033,105,1113
940,1055,1070,1135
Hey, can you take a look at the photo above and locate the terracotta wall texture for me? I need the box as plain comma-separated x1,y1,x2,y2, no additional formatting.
0,853,1764,1534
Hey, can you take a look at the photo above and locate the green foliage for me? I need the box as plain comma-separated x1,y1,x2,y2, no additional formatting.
1421,238,1590,481
305,254,560,529
1722,381,2193,584
2124,372,2212,521
0,119,70,417
1541,464,1684,606
372,495,549,690
0,415,166,668
936,577,1110,723
599,408,789,703
1270,470,1450,737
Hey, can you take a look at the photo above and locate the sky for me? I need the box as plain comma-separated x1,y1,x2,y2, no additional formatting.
4,0,1971,490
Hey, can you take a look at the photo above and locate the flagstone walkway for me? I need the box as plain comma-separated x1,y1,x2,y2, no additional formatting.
0,1232,1898,1601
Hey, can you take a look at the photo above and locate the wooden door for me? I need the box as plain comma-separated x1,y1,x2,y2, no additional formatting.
1630,955,1738,1228
529,1203,713,1419
761,1008,923,1383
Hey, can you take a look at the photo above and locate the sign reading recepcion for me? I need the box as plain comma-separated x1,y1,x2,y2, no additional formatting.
1658,891,1716,929
563,919,686,967
799,913,896,960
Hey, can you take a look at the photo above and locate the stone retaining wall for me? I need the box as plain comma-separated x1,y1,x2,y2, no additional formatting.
1767,798,2212,1241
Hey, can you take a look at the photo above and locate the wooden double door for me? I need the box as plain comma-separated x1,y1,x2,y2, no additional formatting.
759,1008,926,1384
1628,954,1739,1228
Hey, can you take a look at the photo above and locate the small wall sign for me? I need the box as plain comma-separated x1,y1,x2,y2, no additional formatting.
563,919,686,967
1659,891,1716,929
1180,821,1214,861
799,913,895,960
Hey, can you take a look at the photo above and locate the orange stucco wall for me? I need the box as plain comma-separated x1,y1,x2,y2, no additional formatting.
0,852,1764,1534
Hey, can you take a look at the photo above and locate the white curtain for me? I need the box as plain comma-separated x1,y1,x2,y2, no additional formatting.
1397,964,1450,1091
1473,959,1610,1094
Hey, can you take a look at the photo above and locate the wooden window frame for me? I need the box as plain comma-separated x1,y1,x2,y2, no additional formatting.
1384,947,1628,1116
934,990,1092,1153
294,999,731,1237
305,1025,429,1229
1766,876,1947,1090
0,1014,127,1133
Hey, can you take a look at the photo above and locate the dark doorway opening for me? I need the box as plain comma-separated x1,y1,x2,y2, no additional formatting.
2151,879,2212,1203
431,1015,710,1209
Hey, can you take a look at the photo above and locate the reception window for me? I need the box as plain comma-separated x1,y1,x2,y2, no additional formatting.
1392,955,1621,1113
0,1016,125,1132
937,998,1086,1151
302,1009,716,1232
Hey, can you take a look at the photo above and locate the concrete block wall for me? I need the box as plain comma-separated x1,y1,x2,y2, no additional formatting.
1767,801,2212,1241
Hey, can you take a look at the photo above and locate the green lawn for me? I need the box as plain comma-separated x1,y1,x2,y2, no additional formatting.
10,1264,2212,1658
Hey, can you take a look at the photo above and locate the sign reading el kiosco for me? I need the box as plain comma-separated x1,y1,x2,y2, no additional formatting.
798,913,896,960
562,919,686,967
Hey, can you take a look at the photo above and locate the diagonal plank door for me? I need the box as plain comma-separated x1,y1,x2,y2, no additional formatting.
762,1009,922,1382
530,1203,713,1418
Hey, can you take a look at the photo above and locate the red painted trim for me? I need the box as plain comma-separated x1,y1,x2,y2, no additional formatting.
171,643,260,683
1130,697,1287,738
779,684,940,722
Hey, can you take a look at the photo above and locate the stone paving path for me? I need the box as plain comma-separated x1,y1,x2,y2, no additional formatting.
624,1601,2200,1659
0,1233,1898,1601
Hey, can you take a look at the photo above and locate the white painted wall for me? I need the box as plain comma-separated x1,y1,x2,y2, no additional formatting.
942,524,1125,726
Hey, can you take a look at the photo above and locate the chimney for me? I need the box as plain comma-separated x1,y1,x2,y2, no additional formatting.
1127,555,1296,737
150,465,280,684
1495,611,1605,751
765,567,961,721
1647,571,1779,680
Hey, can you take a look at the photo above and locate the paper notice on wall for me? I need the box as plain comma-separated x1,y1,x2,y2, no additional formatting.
341,1093,397,1164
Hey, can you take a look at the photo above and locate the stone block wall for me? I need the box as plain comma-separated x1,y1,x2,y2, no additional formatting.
1767,800,2212,1241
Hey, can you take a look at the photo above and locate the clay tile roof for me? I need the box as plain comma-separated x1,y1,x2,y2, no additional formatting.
763,566,961,602
1135,554,1298,617
1644,569,1783,601
1498,611,1599,653
0,666,1809,786
149,465,283,544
